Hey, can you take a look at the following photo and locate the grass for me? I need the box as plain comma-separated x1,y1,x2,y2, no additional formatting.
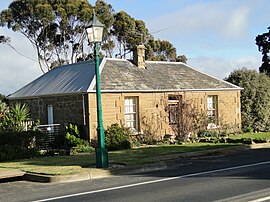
0,143,240,175
230,132,270,140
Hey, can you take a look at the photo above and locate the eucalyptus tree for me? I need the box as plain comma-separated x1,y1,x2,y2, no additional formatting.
95,0,115,58
255,27,270,75
1,0,184,71
0,35,9,44
0,93,5,101
145,39,177,61
0,0,93,72
112,11,136,58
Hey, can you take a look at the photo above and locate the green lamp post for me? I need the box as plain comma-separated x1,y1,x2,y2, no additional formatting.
86,12,108,168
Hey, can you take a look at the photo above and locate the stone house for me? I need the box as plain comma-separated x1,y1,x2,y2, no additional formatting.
8,46,242,140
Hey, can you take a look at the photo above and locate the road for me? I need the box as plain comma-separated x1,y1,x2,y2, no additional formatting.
1,148,270,202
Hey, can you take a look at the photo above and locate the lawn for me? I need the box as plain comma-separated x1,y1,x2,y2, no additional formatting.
0,143,240,175
229,132,270,140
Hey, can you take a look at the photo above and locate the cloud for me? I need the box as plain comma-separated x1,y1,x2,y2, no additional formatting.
222,7,250,38
0,29,41,95
188,55,261,80
147,0,251,40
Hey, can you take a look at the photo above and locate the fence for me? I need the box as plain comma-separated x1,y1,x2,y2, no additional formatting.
21,121,35,131
36,124,61,150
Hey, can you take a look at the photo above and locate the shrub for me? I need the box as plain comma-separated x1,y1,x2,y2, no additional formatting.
105,123,131,151
253,138,267,143
198,130,218,138
71,145,95,154
65,123,88,148
0,130,46,161
2,103,30,132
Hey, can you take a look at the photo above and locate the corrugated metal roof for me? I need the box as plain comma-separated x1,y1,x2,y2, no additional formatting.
9,60,96,98
8,58,241,99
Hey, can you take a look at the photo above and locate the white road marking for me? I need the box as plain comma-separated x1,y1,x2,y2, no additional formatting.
249,196,270,202
32,160,270,202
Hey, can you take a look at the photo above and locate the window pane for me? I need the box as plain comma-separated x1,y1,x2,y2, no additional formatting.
47,105,54,125
207,96,218,124
124,97,138,130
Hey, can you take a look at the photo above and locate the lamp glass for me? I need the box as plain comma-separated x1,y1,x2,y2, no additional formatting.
86,26,103,43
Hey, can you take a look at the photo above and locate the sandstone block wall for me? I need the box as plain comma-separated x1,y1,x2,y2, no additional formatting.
9,90,241,140
88,90,241,139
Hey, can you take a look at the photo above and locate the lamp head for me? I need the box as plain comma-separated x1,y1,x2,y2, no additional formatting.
85,12,104,43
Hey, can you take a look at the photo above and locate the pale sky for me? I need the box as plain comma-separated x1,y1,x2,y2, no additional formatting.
0,0,269,95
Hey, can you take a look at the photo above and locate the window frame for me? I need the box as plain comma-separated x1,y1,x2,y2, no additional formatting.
207,95,218,124
124,97,139,131
168,95,181,125
47,105,54,125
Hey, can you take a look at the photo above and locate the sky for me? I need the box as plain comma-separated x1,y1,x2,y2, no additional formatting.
0,0,270,95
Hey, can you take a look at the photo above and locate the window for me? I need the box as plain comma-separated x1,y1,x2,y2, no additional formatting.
207,96,218,124
124,97,138,131
47,105,54,125
168,95,181,125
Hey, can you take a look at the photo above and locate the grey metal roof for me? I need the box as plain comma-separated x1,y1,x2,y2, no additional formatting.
8,58,241,99
9,60,96,98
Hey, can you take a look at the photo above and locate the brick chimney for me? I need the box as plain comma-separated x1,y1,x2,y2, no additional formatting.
133,45,146,69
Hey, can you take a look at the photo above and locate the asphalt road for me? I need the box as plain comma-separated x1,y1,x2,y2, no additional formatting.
1,148,270,202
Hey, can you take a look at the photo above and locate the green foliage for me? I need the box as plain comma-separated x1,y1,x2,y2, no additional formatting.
96,0,115,58
0,130,46,161
226,68,270,132
112,11,141,58
0,94,4,101
0,0,93,71
65,123,88,148
71,145,95,154
0,36,10,44
255,27,270,74
0,0,183,69
176,55,187,63
1,103,30,132
105,123,131,151
0,99,8,118
145,39,177,61
198,130,218,138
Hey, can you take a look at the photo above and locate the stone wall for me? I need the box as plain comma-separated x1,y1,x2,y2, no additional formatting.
88,90,241,139
10,94,89,136
9,90,241,140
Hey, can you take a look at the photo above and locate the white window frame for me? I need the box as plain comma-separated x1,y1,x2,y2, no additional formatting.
47,105,54,125
207,95,218,125
124,97,139,131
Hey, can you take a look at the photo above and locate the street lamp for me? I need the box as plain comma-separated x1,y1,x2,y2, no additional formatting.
86,12,108,168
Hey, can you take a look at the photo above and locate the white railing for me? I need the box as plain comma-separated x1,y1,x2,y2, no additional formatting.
36,124,61,150
20,120,35,131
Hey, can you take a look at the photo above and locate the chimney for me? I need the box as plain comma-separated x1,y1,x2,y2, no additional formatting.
133,44,146,69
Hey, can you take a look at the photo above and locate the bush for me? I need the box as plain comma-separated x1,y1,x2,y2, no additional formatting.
71,145,95,154
65,123,88,148
105,123,131,151
198,130,218,138
253,138,268,143
226,68,270,132
0,145,39,161
1,103,30,132
0,130,46,161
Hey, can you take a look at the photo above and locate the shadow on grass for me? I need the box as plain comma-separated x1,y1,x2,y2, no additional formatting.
0,143,241,174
